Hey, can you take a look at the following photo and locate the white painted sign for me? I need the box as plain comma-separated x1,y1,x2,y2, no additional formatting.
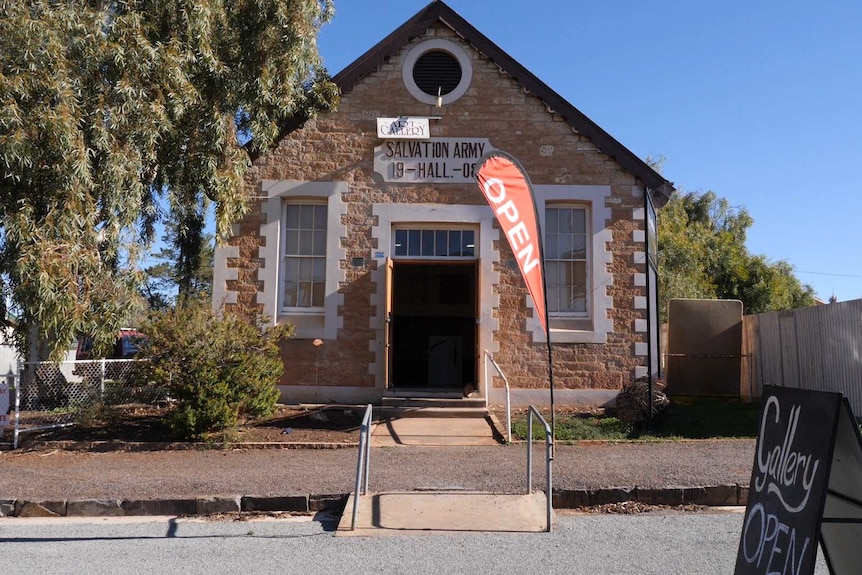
376,117,430,139
0,381,8,429
373,137,496,183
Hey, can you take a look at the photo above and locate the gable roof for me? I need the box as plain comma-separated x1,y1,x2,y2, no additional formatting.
332,0,674,206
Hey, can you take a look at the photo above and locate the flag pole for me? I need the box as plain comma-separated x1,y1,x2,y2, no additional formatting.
540,239,554,441
546,318,555,441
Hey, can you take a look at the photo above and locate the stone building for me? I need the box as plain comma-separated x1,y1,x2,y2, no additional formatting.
212,1,673,407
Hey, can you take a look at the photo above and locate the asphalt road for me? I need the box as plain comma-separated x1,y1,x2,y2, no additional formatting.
0,510,830,575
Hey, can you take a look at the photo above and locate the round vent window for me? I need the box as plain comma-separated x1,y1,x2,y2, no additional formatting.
413,51,462,96
402,39,472,106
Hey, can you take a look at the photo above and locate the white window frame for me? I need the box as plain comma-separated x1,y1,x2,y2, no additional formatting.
545,204,590,319
530,185,615,344
257,181,346,340
281,200,328,313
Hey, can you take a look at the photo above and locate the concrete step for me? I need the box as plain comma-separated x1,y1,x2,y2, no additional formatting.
337,491,551,534
379,406,489,418
381,396,486,410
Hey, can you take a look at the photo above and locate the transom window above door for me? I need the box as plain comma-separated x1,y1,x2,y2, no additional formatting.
393,228,476,258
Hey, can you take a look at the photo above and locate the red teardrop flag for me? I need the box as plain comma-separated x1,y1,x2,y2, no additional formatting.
475,151,548,336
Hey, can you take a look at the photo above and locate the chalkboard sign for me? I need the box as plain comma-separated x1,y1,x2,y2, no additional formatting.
735,385,862,575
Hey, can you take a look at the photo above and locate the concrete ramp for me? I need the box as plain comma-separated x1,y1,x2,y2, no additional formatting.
336,491,551,535
371,416,500,447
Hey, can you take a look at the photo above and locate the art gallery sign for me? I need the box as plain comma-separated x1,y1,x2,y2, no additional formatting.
376,117,431,139
373,137,497,183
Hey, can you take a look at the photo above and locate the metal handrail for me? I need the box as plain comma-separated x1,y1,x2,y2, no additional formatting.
526,405,554,532
484,350,511,444
351,404,373,530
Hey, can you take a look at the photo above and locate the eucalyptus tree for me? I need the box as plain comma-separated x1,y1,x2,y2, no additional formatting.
143,214,215,311
0,1,338,358
658,190,815,321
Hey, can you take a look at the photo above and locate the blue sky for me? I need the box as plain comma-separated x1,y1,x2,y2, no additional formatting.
317,1,862,302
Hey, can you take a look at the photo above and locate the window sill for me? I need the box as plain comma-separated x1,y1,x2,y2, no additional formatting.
277,313,325,339
548,329,607,344
532,318,608,344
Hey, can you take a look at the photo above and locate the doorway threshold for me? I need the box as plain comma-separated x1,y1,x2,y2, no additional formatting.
384,389,463,399
381,395,486,410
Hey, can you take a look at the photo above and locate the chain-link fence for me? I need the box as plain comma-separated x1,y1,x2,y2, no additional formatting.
2,359,167,448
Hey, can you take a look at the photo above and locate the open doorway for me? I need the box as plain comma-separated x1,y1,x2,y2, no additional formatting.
388,261,477,392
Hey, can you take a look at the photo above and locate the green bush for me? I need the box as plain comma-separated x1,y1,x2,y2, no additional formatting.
137,305,293,439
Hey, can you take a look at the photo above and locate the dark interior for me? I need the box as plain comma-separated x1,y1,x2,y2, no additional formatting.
390,262,476,390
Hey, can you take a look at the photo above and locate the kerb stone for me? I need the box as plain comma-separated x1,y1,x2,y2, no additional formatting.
0,499,17,517
122,499,197,516
196,496,241,515
242,495,308,512
16,500,66,517
636,487,684,506
67,499,124,517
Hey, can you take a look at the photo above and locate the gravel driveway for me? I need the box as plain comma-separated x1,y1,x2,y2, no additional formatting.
0,440,755,501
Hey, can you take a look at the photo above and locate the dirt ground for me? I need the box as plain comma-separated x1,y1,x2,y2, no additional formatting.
2,404,598,448
4,404,367,446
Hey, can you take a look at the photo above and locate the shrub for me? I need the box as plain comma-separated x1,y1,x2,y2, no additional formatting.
614,375,669,426
137,304,293,439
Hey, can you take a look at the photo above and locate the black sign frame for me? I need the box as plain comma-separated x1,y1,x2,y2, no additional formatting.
735,385,840,574
819,395,862,574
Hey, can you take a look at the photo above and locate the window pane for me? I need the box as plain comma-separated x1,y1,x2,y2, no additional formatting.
311,282,325,307
545,233,559,259
299,205,314,228
408,230,421,256
559,286,574,313
572,285,587,312
546,261,559,286
421,230,434,256
299,258,313,281
559,208,574,233
299,230,313,254
395,229,407,256
283,282,298,307
285,205,300,229
435,230,448,256
558,233,573,260
448,230,461,255
547,286,560,313
573,261,587,287
572,209,585,234
284,257,299,282
462,230,475,256
297,282,312,307
313,205,327,229
562,261,575,285
284,230,300,255
573,235,587,259
312,257,326,281
546,208,559,233
313,230,326,256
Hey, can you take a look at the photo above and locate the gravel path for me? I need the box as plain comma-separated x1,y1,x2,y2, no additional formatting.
0,440,755,500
